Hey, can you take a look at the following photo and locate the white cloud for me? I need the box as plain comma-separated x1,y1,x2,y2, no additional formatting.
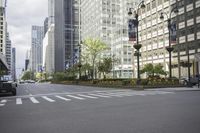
7,0,48,78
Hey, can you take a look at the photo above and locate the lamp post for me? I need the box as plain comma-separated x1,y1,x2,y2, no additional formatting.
160,6,179,78
78,41,82,80
128,0,145,83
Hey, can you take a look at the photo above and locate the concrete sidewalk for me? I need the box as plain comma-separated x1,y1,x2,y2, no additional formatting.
147,86,200,92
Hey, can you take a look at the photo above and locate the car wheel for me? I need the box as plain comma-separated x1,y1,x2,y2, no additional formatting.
12,88,16,96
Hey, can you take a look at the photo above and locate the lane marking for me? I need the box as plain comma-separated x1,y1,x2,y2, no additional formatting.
30,97,40,103
1,100,7,103
66,95,85,100
16,98,22,105
89,93,111,98
1,90,133,99
55,96,71,101
77,94,98,99
99,93,124,97
42,96,55,102
0,104,5,106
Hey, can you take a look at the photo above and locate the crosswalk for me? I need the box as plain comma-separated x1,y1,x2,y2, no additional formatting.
0,90,174,107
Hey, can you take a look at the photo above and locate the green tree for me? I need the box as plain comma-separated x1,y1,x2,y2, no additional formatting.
21,71,34,80
98,57,112,79
141,63,167,77
154,64,167,76
83,38,108,79
141,63,154,76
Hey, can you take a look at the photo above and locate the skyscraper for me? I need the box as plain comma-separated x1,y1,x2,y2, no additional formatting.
6,32,11,74
31,26,44,73
47,0,80,72
11,47,16,80
0,1,6,55
173,0,200,78
81,0,137,78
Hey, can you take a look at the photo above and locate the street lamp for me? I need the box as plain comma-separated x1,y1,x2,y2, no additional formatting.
160,6,179,78
128,0,145,84
78,41,82,80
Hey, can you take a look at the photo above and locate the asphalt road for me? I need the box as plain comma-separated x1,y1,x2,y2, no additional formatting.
0,83,200,133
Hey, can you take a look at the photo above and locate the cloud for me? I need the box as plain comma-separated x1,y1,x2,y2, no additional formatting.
6,0,48,78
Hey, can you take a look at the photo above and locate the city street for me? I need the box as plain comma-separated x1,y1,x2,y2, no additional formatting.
0,83,200,133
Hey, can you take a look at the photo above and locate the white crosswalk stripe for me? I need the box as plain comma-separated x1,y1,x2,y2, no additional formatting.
66,95,85,100
0,103,5,106
89,93,111,98
55,96,71,101
1,99,7,103
16,98,22,105
0,91,175,107
77,94,98,99
98,93,124,97
42,96,55,102
30,97,40,103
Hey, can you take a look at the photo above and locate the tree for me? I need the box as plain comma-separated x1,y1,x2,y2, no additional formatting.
98,57,112,79
83,38,108,79
21,71,34,80
141,63,167,77
141,63,154,76
154,64,167,76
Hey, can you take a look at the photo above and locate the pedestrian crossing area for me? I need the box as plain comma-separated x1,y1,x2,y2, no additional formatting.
0,90,174,107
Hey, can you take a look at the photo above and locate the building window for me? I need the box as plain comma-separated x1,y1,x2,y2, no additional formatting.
152,0,156,9
179,29,185,36
179,14,185,22
178,0,184,8
147,3,150,11
158,0,163,6
196,8,200,16
188,27,194,34
197,24,200,32
186,0,193,5
187,11,194,20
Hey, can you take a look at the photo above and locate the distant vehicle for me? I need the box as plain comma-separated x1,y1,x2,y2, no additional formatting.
180,76,199,86
0,75,17,96
26,80,35,83
19,80,25,84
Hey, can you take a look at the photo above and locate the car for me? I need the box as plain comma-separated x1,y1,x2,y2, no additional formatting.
26,80,35,83
180,76,200,86
0,80,17,96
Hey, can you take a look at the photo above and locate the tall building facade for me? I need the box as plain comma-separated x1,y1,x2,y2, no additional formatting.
47,0,80,72
135,0,200,79
44,17,49,35
173,0,200,78
81,0,137,78
0,1,6,55
31,26,44,73
43,24,55,74
133,0,178,78
11,47,16,80
5,32,11,74
0,0,10,73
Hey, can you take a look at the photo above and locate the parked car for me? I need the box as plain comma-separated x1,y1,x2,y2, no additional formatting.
180,76,199,86
0,80,17,96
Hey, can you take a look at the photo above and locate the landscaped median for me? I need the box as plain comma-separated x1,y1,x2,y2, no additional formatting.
51,77,185,89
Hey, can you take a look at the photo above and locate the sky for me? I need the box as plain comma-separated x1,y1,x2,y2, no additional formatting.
6,0,48,78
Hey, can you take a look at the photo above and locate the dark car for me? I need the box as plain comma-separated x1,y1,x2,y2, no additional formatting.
180,76,199,86
0,80,17,96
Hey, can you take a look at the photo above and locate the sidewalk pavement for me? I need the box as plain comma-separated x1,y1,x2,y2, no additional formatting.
147,86,200,92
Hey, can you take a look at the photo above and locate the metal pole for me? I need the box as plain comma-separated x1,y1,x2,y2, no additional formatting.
187,47,191,83
168,19,172,78
136,15,140,80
